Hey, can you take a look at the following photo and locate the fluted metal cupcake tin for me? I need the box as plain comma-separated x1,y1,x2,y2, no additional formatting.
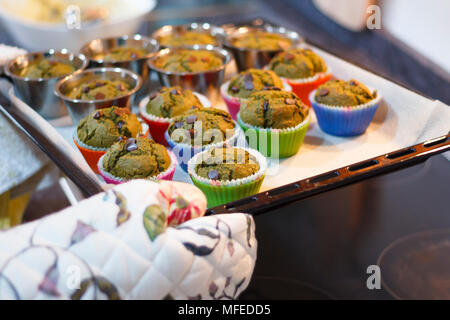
0,19,449,215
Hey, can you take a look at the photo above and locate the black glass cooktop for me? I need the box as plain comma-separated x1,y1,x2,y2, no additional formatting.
240,154,450,299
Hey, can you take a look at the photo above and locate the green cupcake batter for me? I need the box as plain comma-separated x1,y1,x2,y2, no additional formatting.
19,58,75,78
240,90,308,129
77,106,142,148
146,86,203,118
230,31,292,50
168,108,234,146
195,147,260,181
95,46,148,62
227,69,284,99
268,48,327,79
152,49,223,73
158,31,218,47
68,79,130,100
102,137,171,179
314,79,376,106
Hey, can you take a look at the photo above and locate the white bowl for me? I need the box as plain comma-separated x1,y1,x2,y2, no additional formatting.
0,0,156,52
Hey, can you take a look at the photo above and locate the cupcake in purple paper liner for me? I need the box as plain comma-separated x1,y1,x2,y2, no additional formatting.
97,137,177,184
220,68,290,120
188,146,267,207
165,107,240,172
309,79,382,137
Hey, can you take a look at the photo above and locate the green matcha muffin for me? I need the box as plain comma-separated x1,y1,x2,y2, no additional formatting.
237,90,310,158
68,79,130,100
95,46,148,62
230,31,292,50
76,106,142,149
240,90,308,129
268,48,327,79
314,79,376,106
158,31,218,47
195,147,260,181
226,69,284,99
167,107,235,146
310,79,381,136
145,86,203,118
152,49,223,73
100,137,173,180
19,58,75,78
187,146,267,207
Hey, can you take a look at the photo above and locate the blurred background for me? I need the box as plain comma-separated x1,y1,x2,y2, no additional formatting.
0,0,449,222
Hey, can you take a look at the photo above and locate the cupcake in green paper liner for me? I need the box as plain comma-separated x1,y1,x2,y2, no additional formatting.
237,89,310,158
188,146,267,207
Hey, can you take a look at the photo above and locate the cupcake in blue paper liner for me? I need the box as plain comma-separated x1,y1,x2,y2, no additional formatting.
164,107,240,172
309,79,382,137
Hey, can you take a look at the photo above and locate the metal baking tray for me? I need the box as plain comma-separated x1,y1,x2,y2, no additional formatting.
0,19,449,213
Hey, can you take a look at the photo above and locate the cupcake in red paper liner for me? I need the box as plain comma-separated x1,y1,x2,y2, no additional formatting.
267,48,331,107
309,79,382,137
98,137,177,184
139,86,210,146
220,68,291,120
73,106,142,173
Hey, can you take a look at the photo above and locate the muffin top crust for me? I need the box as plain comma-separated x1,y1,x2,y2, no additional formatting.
145,86,203,118
168,108,234,146
240,90,308,129
102,137,171,179
268,48,327,79
314,79,376,106
195,147,260,181
227,69,284,99
76,106,142,148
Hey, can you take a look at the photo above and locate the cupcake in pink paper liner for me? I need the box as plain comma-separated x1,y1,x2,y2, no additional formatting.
266,48,331,107
139,86,210,146
98,137,177,184
220,68,291,120
188,146,267,207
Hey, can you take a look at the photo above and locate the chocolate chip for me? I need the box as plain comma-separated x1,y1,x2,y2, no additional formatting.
116,120,124,129
318,88,329,96
230,86,240,93
125,142,138,152
186,115,197,124
149,92,157,100
284,98,296,105
285,53,295,60
263,100,269,112
244,74,254,90
208,169,219,180
93,111,102,119
174,121,183,128
95,92,105,100
82,87,90,94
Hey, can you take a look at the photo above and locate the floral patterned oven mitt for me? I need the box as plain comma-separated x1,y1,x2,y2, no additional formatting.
0,180,257,300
